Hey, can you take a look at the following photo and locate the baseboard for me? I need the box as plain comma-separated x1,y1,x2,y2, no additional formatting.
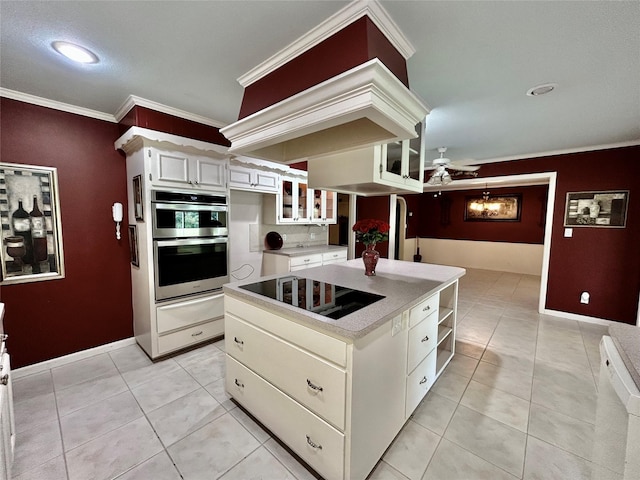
13,337,136,380
542,308,617,327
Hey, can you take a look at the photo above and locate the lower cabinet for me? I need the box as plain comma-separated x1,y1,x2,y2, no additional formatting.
262,248,347,276
224,281,457,480
136,292,225,359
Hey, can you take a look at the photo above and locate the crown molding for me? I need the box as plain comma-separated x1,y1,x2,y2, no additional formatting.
237,0,415,88
113,95,225,128
469,140,640,165
0,88,117,122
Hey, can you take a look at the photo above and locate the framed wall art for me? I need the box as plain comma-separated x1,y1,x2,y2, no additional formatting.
0,162,65,284
128,225,139,267
464,194,522,222
132,174,144,222
564,190,629,227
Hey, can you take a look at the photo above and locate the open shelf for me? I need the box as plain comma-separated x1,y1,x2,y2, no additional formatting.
438,307,453,325
437,325,452,346
436,348,453,376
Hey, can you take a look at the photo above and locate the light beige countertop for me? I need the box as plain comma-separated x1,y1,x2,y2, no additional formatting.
223,259,465,340
609,323,640,389
263,244,347,257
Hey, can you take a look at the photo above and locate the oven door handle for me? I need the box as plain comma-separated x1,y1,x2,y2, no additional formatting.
152,203,228,212
155,237,228,247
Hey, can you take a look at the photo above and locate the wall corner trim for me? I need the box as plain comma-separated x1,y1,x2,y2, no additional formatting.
12,337,136,380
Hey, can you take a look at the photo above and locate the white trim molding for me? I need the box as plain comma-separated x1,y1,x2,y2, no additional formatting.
238,0,415,87
114,126,229,158
12,337,136,380
0,87,117,123
542,309,619,327
113,95,226,128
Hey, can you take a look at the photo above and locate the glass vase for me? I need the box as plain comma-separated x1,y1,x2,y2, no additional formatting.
362,243,380,276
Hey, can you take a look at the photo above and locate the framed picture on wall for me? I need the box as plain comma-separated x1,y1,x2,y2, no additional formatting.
0,162,65,284
132,174,144,222
128,225,139,267
564,190,629,227
464,194,522,222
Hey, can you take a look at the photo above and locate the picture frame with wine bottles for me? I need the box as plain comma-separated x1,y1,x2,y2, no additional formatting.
0,162,65,285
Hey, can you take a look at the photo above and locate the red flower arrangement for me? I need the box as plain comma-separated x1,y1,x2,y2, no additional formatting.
352,219,390,246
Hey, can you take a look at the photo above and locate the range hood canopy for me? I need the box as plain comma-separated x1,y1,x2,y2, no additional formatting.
220,1,430,163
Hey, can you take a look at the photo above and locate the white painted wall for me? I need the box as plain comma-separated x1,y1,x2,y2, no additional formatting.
401,237,544,276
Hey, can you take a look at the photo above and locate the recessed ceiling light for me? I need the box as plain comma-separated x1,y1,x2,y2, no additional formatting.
51,41,99,64
526,83,557,96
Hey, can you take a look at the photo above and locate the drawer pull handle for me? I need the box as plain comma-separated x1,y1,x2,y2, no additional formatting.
306,435,323,450
234,337,244,346
306,379,324,392
234,378,244,388
191,331,203,337
419,376,428,385
0,374,8,386
421,335,429,343
423,305,431,312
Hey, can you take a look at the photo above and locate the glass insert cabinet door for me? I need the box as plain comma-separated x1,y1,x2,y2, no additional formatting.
281,177,309,222
381,121,424,184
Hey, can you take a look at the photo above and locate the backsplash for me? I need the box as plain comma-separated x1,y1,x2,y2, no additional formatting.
249,224,329,252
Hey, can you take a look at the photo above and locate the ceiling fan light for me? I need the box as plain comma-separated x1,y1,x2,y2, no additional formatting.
442,172,452,185
427,175,441,186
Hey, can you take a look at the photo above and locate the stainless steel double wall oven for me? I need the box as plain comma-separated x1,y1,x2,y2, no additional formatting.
151,190,229,301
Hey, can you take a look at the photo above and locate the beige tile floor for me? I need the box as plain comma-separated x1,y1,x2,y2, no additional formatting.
10,268,607,479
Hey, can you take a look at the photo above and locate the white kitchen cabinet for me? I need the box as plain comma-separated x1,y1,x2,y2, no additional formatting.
115,128,229,359
306,119,426,196
262,247,347,276
263,170,337,225
228,163,279,193
224,277,458,480
436,282,458,375
0,334,15,480
149,147,226,191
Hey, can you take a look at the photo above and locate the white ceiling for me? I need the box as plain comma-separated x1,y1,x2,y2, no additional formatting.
1,1,639,165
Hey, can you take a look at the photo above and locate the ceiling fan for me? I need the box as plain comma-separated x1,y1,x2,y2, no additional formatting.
425,147,479,185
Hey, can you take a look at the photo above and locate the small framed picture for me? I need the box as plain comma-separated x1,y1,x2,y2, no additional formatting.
132,174,144,222
464,194,522,222
564,190,629,228
128,225,139,267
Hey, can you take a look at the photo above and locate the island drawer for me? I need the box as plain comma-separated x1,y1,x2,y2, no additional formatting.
225,295,347,367
407,315,438,373
157,318,223,356
405,349,436,417
227,356,345,480
156,293,224,334
226,314,347,430
408,294,439,329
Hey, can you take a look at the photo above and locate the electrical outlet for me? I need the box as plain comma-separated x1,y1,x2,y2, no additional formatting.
580,292,590,304
391,316,402,336
282,234,286,241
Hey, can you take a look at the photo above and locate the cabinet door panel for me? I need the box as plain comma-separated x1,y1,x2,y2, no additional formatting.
255,171,278,190
195,158,225,189
408,294,439,329
156,152,190,184
226,315,347,430
407,314,438,373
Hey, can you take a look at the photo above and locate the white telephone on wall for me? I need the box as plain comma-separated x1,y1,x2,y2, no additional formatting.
112,202,123,239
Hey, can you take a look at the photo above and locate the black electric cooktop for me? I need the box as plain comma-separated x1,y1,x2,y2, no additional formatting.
239,277,385,320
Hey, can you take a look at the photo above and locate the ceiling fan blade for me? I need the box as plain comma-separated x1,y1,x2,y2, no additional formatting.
448,164,480,172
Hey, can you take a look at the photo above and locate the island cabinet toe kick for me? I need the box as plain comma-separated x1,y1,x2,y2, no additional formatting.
223,274,460,480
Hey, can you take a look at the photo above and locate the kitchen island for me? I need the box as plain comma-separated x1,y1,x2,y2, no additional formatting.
223,259,465,480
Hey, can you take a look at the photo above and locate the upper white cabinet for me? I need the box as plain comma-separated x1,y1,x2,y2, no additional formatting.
306,119,426,196
150,148,226,191
263,170,337,225
229,164,279,193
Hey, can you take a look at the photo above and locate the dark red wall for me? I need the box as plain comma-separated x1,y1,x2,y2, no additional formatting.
423,147,639,324
118,106,230,146
1,98,133,367
238,17,408,119
355,196,391,258
413,185,548,244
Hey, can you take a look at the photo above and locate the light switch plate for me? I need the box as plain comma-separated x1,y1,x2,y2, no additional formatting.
564,228,573,237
